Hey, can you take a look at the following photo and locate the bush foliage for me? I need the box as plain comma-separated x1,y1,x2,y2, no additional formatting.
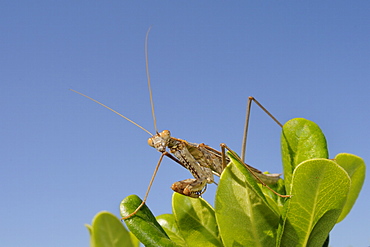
86,118,365,247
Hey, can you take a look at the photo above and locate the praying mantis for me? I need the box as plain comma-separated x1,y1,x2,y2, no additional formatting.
71,28,290,220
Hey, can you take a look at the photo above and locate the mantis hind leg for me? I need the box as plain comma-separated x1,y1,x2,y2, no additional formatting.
241,97,283,162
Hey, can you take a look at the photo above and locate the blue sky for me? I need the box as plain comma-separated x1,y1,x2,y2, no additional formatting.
1,1,369,246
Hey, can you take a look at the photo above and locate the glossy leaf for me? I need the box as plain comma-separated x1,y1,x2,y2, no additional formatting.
334,153,366,222
156,214,187,246
281,118,328,194
279,159,350,246
87,211,139,247
128,232,140,247
120,195,179,247
173,193,222,247
215,153,281,247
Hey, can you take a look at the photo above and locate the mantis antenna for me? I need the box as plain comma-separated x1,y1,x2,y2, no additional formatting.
70,28,158,137
145,26,158,134
69,89,154,136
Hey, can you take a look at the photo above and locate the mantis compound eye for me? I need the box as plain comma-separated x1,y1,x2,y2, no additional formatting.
160,130,171,141
147,137,154,147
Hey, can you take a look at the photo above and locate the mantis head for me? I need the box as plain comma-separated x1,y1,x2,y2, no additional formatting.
147,130,171,153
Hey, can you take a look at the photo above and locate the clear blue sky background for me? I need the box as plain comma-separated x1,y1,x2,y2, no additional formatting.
1,1,369,246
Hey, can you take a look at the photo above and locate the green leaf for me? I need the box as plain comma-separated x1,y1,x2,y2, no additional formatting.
120,195,179,247
215,153,281,247
129,232,140,247
156,214,187,247
85,223,93,236
85,224,95,247
281,118,329,194
173,193,222,247
334,153,366,222
87,211,138,247
279,159,350,247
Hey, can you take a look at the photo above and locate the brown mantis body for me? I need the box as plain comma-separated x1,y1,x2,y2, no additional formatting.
149,127,283,199
71,28,290,220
